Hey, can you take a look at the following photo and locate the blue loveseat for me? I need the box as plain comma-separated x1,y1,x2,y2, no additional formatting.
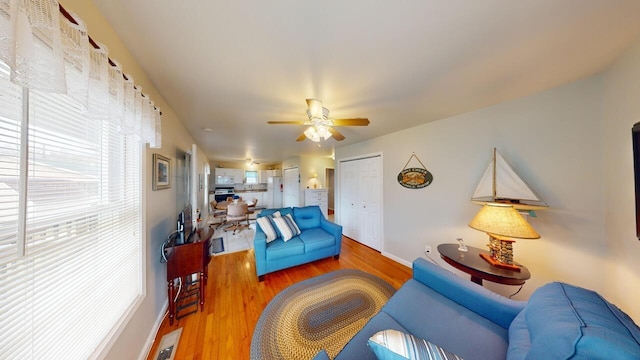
316,258,640,359
254,206,342,281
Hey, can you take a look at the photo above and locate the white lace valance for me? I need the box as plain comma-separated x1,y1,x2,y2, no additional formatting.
0,0,161,148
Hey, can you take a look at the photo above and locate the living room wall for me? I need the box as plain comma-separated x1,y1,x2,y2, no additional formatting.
60,1,209,359
602,37,640,322
336,37,640,322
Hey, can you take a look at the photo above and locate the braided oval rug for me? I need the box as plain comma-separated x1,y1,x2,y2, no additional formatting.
250,269,396,360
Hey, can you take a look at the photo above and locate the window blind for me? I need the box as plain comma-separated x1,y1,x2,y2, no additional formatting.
0,61,143,359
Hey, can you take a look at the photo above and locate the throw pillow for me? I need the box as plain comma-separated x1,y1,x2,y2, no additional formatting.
283,213,301,234
368,329,463,360
272,211,281,218
256,216,277,243
272,214,301,242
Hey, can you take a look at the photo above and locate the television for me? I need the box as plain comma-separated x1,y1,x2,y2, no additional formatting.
633,122,640,240
176,204,193,245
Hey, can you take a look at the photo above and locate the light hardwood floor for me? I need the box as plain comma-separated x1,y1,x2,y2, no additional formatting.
146,236,412,360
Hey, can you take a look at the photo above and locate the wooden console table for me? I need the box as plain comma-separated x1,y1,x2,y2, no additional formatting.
166,228,213,325
437,243,530,286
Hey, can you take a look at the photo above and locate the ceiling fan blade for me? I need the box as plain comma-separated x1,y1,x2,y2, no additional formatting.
332,118,370,126
267,120,307,125
305,98,323,118
296,132,307,142
327,127,345,141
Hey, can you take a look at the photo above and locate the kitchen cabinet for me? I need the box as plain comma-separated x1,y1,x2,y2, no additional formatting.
214,168,232,177
258,170,281,183
305,189,328,218
233,169,244,183
214,168,245,183
258,170,267,184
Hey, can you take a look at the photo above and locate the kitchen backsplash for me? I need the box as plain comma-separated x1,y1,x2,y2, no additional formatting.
234,183,267,192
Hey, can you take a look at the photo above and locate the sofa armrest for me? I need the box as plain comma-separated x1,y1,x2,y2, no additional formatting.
253,228,268,276
320,217,343,251
413,258,526,329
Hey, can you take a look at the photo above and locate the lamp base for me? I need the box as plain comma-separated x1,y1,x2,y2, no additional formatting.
479,253,521,272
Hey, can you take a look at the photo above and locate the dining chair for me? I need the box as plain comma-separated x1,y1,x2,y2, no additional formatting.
224,203,248,234
209,200,227,228
246,198,258,225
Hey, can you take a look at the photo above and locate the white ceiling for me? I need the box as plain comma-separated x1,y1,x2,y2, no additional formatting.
92,0,640,164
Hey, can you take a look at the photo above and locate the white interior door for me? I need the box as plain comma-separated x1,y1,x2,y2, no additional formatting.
360,156,381,250
283,167,299,208
339,155,382,250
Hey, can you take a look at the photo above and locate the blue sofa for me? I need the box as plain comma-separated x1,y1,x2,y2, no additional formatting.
315,258,640,359
254,206,342,281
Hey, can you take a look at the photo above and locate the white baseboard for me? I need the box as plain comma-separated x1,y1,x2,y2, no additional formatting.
381,251,412,268
138,300,169,360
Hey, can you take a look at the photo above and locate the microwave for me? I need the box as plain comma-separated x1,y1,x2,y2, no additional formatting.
215,175,235,185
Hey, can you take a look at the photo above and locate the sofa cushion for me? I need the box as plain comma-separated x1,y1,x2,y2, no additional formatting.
506,310,530,360
265,237,304,260
381,279,509,360
336,311,409,360
368,329,463,360
256,216,278,243
293,206,322,230
299,228,336,252
272,214,301,242
523,282,640,359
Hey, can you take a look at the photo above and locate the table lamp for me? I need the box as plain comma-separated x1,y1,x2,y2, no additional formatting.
468,203,540,271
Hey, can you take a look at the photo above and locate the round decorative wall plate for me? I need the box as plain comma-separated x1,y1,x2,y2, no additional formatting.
397,167,433,189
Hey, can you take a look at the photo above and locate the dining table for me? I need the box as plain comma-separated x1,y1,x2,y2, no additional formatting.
212,200,256,231
214,199,256,210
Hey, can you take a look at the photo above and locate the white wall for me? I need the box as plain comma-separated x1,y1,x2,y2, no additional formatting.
602,38,640,321
59,1,209,359
300,155,335,190
337,72,612,302
336,38,640,321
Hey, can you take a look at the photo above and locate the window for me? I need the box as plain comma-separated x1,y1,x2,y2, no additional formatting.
0,61,144,358
245,170,258,184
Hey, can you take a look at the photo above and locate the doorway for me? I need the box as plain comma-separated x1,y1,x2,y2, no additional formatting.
283,167,300,207
326,168,335,215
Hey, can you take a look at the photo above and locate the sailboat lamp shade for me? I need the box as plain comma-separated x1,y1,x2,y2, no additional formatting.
468,203,540,239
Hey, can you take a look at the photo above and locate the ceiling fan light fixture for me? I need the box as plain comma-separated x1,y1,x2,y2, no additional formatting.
304,126,321,142
316,125,332,140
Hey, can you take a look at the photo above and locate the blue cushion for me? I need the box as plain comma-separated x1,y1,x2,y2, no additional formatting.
507,311,530,360
265,237,304,260
259,207,292,218
524,282,640,359
293,205,322,230
336,311,409,360
381,279,510,360
299,228,335,252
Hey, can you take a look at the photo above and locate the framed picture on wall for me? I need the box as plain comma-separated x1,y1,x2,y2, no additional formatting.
153,153,171,191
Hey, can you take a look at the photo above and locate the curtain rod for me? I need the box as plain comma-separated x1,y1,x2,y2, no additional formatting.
58,3,163,114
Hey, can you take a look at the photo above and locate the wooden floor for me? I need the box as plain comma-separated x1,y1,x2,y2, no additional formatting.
146,237,412,360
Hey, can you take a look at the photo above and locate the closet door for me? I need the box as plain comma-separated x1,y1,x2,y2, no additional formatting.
340,160,359,239
339,155,382,250
360,156,381,250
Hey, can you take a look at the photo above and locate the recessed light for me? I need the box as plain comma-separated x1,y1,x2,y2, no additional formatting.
203,127,213,132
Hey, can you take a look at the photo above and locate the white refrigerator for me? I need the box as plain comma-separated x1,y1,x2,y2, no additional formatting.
266,176,283,208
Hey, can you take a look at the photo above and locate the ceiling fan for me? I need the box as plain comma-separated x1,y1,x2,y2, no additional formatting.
267,99,369,142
